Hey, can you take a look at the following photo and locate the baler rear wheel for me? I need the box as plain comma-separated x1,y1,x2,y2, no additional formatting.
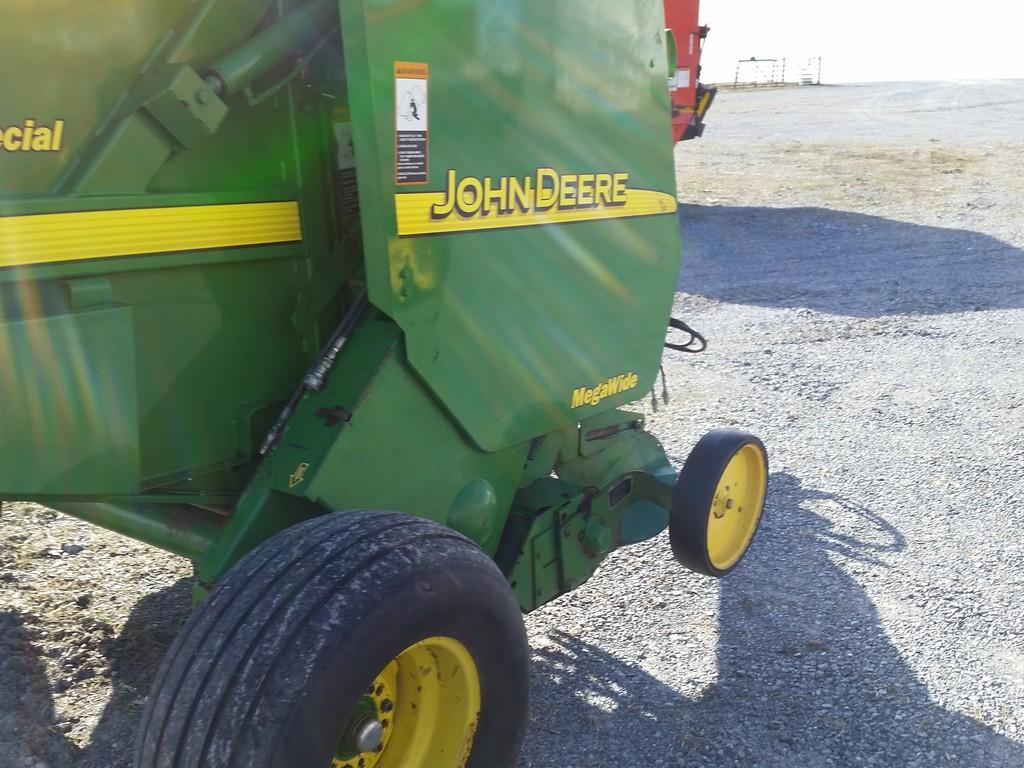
135,510,529,768
670,429,769,577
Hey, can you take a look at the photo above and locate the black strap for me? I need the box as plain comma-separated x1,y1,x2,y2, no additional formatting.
665,317,707,354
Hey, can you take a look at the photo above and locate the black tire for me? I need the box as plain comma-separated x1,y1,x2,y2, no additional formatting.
136,510,530,768
670,429,768,578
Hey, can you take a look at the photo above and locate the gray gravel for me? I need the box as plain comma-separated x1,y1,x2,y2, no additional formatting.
521,81,1024,767
2,81,1023,767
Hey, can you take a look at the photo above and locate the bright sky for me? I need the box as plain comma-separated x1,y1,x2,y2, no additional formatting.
699,0,1024,84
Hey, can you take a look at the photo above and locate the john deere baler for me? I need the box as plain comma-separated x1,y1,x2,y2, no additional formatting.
0,2,767,766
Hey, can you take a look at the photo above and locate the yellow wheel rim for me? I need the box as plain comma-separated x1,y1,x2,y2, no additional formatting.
705,443,767,571
333,636,481,768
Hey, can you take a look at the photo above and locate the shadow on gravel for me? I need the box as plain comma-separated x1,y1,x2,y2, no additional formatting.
679,205,1024,317
0,611,71,768
0,578,191,768
73,578,191,768
523,472,1024,767
5,480,1024,768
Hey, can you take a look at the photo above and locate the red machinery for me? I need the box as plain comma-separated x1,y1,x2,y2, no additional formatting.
665,0,716,142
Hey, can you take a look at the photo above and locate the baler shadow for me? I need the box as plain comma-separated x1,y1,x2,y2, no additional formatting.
0,578,192,768
678,205,1024,317
0,611,73,768
521,472,1024,767
5,472,1023,767
73,578,192,768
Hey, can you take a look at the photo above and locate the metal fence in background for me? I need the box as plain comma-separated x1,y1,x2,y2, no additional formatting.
800,57,823,86
730,56,822,88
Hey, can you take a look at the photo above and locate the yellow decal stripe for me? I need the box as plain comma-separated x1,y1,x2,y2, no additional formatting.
0,201,302,268
395,189,678,237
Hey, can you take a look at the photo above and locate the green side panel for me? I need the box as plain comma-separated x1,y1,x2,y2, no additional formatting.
248,317,406,498
150,96,305,193
1,0,348,497
114,257,308,484
0,306,138,494
0,0,278,195
244,315,528,557
197,314,530,582
0,196,316,491
305,341,528,555
341,1,681,451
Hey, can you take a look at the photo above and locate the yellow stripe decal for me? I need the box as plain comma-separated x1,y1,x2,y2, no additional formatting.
0,201,302,268
395,169,677,237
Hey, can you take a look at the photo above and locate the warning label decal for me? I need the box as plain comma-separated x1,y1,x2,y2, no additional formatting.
395,62,429,185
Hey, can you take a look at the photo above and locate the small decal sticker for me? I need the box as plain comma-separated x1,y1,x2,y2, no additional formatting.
288,462,311,488
394,61,429,185
571,372,640,409
332,105,360,220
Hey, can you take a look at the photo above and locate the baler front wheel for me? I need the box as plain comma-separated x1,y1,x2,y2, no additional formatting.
136,510,529,768
670,429,769,577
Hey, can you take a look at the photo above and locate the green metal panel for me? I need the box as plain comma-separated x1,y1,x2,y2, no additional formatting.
305,338,528,555
0,306,138,494
115,256,309,483
0,0,347,498
194,315,529,583
0,193,314,489
246,316,527,552
0,0,281,195
341,0,682,451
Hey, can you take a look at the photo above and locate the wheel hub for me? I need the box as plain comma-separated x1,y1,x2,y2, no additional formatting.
333,661,397,768
352,717,384,754
706,444,767,571
332,637,480,768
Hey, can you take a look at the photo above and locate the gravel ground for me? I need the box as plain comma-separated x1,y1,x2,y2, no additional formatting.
3,81,1024,767
522,80,1024,767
